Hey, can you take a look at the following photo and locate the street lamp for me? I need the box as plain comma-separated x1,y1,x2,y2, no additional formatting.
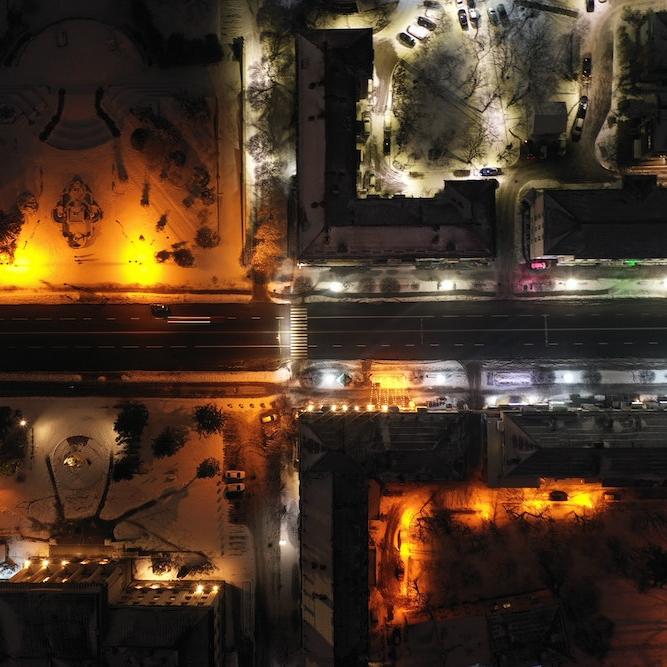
19,418,27,427
329,281,344,293
564,278,578,291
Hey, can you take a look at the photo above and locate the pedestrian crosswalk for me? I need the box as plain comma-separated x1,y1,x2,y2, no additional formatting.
290,305,308,359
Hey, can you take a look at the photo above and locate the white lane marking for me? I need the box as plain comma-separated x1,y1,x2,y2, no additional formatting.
574,342,584,346
474,343,485,347
275,316,285,320
106,317,116,321
454,343,464,347
251,316,261,320
98,345,115,349
598,342,608,345
35,317,52,321
650,341,658,345
145,345,164,349
380,344,391,347
122,345,140,349
169,345,187,349
429,343,440,346
356,344,367,348
130,317,140,320
60,317,76,321
491,314,508,318
332,344,342,348
11,317,28,321
405,343,415,347
227,316,237,320
623,342,633,345
547,343,559,346
83,317,92,321
523,342,534,346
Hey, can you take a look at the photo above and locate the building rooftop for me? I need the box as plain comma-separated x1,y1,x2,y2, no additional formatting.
296,29,496,261
536,176,667,259
500,410,667,484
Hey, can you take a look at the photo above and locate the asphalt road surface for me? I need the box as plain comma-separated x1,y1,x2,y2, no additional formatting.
0,303,290,371
308,301,667,361
4,300,667,371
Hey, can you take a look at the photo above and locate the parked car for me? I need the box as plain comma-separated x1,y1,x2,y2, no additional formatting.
603,491,622,502
361,111,371,136
582,54,592,78
225,470,246,481
150,303,170,318
487,7,499,25
417,15,437,30
549,490,569,502
585,0,594,11
480,166,500,177
424,0,441,6
397,32,416,48
468,7,479,24
497,3,509,23
458,9,468,28
225,483,245,496
571,115,584,141
407,23,430,41
366,172,377,191
577,95,589,116
260,413,277,424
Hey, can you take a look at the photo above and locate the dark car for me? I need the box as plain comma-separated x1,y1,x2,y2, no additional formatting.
458,9,468,28
424,0,440,6
585,0,594,11
571,115,584,142
398,32,416,48
582,55,592,78
467,0,475,7
417,15,437,30
577,95,589,117
549,490,569,502
488,7,499,25
497,3,509,23
150,303,170,318
480,166,501,177
383,128,391,155
603,491,622,502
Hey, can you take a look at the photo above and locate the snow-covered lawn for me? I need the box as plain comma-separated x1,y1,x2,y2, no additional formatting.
0,397,281,589
0,12,249,300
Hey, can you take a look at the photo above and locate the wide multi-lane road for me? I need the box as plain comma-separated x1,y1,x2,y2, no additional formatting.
2,300,667,371
308,301,667,361
0,303,289,371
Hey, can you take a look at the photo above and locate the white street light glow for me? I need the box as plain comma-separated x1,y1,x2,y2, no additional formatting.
564,278,578,291
329,281,344,293
439,279,455,291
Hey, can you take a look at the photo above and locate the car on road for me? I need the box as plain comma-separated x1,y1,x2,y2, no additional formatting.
549,490,569,502
497,3,509,23
361,111,371,136
150,303,170,318
582,54,592,78
458,9,468,28
260,413,277,424
366,172,377,191
571,115,584,141
407,23,430,41
585,0,594,11
225,470,246,481
417,16,437,30
397,32,415,48
468,7,479,24
603,491,622,502
383,128,391,155
487,7,499,25
480,166,501,176
577,95,589,116
225,483,245,497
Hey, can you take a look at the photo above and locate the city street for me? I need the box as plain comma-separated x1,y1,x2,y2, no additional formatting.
308,300,667,361
0,303,289,371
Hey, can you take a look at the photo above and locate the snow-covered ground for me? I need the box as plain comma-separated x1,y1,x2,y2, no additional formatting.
0,8,249,301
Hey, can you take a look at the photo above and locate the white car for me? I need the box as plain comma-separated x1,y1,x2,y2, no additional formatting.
225,483,245,496
407,24,430,41
468,7,479,23
225,470,246,481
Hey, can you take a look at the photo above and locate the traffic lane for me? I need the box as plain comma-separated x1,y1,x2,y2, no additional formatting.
0,305,289,333
308,327,667,359
0,330,287,371
308,300,667,319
